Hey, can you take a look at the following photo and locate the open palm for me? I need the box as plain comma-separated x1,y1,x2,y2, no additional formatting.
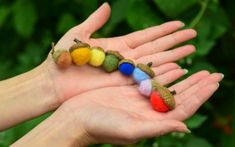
45,3,196,103
61,70,222,145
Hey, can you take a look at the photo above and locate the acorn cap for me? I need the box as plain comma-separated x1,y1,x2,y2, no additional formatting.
69,40,90,52
151,79,160,91
106,50,124,60
118,59,135,67
151,80,175,109
137,63,155,78
91,46,105,52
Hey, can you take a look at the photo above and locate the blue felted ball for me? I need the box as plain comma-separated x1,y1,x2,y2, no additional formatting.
133,67,150,84
119,63,135,76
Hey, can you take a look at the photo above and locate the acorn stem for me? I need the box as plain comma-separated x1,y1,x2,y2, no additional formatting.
74,38,81,44
170,90,177,95
51,42,55,55
147,62,153,67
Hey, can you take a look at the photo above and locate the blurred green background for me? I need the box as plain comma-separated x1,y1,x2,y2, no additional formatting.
0,0,235,146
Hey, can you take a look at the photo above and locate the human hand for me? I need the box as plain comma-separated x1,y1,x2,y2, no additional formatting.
52,71,223,145
42,3,196,103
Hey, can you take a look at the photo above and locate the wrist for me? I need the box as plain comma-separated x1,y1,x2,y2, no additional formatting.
0,61,60,129
12,103,92,147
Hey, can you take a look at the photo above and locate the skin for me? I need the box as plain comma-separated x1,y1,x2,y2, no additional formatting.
0,3,197,130
12,71,223,146
0,2,223,147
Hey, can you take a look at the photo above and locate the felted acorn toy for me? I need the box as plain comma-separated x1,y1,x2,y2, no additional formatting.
118,59,135,76
133,62,155,84
50,38,177,113
138,79,154,97
102,50,124,72
89,47,106,67
69,39,91,66
150,80,176,112
51,43,72,69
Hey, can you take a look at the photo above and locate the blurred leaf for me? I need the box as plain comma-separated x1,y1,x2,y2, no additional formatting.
185,114,207,129
102,0,129,34
100,144,113,147
186,136,212,147
0,61,12,80
154,0,198,18
0,6,10,27
76,0,99,18
127,0,163,30
12,0,37,38
57,13,77,34
15,42,45,73
0,130,16,147
188,59,217,74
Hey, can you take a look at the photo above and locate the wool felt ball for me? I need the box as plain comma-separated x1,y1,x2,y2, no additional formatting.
51,42,72,69
89,47,105,67
133,67,151,84
118,59,135,76
70,47,91,65
102,54,120,72
55,51,72,69
138,79,152,96
150,91,169,112
152,80,176,110
102,50,124,72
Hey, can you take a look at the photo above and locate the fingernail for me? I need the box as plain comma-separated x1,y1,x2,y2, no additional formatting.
185,129,191,134
183,69,188,74
219,73,224,79
217,83,220,87
180,22,185,27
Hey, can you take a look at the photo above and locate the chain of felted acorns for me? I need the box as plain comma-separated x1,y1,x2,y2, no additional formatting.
51,39,176,112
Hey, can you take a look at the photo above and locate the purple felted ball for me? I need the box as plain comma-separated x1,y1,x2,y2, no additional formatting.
138,79,152,97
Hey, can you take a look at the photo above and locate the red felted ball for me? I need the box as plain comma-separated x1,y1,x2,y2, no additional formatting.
150,91,169,112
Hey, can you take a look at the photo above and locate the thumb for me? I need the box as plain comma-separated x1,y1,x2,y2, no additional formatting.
134,119,190,139
80,2,111,37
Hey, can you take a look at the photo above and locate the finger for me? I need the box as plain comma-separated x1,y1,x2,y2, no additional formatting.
123,21,185,49
169,70,210,94
133,29,197,58
168,83,219,121
136,45,195,66
79,2,111,37
155,68,188,86
133,119,189,139
151,63,181,75
175,73,223,105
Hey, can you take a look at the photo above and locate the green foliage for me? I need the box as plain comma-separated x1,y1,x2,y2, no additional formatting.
127,0,163,30
0,0,235,146
154,0,198,18
12,0,37,38
185,114,208,129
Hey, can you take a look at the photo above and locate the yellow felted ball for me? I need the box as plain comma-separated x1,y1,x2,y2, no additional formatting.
70,47,91,65
89,47,105,67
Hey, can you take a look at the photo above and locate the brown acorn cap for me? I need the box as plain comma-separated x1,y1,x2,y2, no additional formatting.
137,63,155,78
151,80,175,109
151,79,160,91
118,59,135,67
106,50,124,60
91,46,105,52
69,39,90,52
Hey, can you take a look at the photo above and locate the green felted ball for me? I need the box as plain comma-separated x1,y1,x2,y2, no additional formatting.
102,55,120,72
